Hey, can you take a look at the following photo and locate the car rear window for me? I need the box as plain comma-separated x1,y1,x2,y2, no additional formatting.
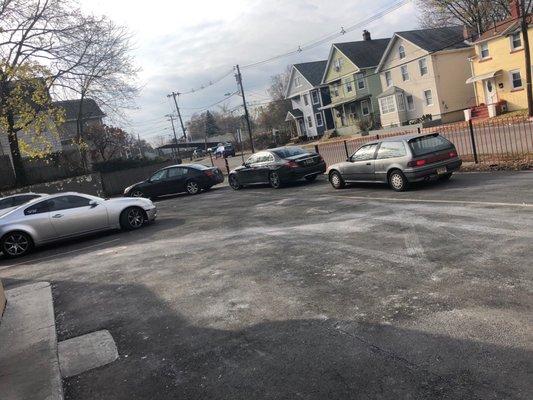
409,135,453,156
189,164,210,170
272,147,307,158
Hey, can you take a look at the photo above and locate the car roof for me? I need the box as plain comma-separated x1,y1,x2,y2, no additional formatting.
265,146,305,153
162,164,209,170
363,132,440,146
0,192,46,200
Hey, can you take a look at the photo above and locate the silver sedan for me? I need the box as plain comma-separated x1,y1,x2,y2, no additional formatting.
0,192,157,258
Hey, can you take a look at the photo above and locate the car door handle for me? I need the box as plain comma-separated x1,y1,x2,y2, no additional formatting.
52,214,63,219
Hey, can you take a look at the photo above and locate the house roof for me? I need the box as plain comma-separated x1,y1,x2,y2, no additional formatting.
53,99,105,121
285,109,304,121
474,16,532,43
377,86,404,99
333,39,391,69
396,26,470,52
293,61,328,87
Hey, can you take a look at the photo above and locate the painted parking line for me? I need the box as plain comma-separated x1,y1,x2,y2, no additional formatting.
0,238,121,270
325,195,533,208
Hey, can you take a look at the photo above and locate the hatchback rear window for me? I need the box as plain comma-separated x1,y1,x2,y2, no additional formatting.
409,134,452,156
272,147,307,158
189,164,210,170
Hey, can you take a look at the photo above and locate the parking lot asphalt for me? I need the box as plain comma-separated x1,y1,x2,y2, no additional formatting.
1,171,532,400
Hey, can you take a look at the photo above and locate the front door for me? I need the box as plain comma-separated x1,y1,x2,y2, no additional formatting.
164,167,188,194
484,78,498,105
49,195,109,237
146,169,169,197
298,118,306,136
344,144,379,181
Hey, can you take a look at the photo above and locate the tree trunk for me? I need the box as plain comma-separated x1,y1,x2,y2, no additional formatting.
521,1,533,118
7,117,27,186
76,96,90,172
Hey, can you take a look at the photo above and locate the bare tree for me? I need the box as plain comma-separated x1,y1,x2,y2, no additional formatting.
417,0,510,34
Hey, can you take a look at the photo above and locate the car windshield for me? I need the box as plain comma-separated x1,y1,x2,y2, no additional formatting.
0,198,13,210
409,135,453,156
272,147,307,158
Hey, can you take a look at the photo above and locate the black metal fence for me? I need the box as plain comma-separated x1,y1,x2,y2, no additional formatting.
308,116,533,166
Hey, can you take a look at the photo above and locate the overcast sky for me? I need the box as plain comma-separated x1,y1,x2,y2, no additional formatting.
79,0,419,144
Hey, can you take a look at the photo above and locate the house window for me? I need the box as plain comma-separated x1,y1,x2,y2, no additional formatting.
511,70,523,89
399,45,406,59
511,32,522,50
379,95,396,114
480,42,490,59
356,73,366,90
385,71,393,87
315,112,324,127
344,77,353,93
311,90,320,105
397,93,405,111
334,58,343,71
307,116,313,128
424,90,433,106
361,100,370,116
401,65,410,81
332,82,340,97
419,58,428,76
303,94,309,106
295,76,301,87
406,95,415,111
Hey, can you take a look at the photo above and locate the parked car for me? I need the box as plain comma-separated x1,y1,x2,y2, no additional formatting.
0,193,45,215
0,192,156,258
327,133,462,192
214,143,235,158
124,164,224,198
228,146,326,190
192,148,206,158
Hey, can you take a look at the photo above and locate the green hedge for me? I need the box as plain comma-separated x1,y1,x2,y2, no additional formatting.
92,157,169,173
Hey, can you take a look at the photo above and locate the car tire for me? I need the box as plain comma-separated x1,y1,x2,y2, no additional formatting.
1,231,34,258
269,171,282,189
120,207,146,231
130,189,145,198
229,174,241,190
388,170,408,192
185,179,200,195
305,175,318,182
329,171,345,189
439,172,453,181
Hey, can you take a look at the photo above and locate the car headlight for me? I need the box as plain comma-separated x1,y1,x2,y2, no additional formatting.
124,185,133,193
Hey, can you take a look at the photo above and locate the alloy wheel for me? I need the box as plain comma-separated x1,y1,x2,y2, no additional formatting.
269,172,281,188
187,181,199,194
229,175,240,190
127,208,144,228
390,172,406,191
3,233,30,256
131,190,144,197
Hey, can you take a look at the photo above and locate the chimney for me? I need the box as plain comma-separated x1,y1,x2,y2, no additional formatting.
510,0,521,20
363,30,371,41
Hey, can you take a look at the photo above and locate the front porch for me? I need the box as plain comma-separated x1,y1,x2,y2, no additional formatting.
320,94,375,136
465,70,508,120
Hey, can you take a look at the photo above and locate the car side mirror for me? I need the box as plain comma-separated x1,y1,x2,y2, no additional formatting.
89,200,98,208
242,163,248,167
346,157,352,162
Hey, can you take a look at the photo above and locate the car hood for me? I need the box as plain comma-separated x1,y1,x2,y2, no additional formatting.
105,197,153,207
0,207,17,219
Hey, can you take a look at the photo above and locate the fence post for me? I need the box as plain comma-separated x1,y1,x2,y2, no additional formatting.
314,144,319,154
224,157,230,175
343,140,349,159
417,127,421,134
468,119,479,164
376,134,380,140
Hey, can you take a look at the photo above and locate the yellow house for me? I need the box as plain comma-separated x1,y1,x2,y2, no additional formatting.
467,0,532,117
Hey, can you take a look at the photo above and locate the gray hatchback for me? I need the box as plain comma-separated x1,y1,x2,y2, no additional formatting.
327,133,462,191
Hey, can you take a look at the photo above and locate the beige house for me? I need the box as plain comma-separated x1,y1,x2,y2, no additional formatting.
375,26,474,127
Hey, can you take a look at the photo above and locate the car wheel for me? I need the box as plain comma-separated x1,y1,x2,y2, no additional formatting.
229,174,241,190
439,172,453,181
120,207,146,231
389,170,408,192
1,231,34,258
269,171,282,189
186,180,200,195
305,175,318,182
130,190,145,198
329,171,345,189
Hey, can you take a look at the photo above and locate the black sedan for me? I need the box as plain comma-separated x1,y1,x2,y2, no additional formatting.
228,146,326,190
124,164,224,198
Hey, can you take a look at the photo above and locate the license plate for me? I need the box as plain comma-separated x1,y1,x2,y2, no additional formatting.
437,167,447,175
304,159,315,165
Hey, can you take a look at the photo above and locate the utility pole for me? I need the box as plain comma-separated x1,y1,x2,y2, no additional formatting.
235,65,255,153
520,0,533,118
166,114,181,161
168,92,188,141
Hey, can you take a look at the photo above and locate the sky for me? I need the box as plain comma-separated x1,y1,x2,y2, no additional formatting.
79,0,420,144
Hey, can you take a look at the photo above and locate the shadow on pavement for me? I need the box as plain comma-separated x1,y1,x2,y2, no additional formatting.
2,278,528,400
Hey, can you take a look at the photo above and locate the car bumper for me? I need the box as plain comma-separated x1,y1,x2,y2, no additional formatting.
283,162,327,181
404,159,462,182
145,206,157,221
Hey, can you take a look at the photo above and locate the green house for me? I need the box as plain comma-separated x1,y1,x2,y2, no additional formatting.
321,31,390,135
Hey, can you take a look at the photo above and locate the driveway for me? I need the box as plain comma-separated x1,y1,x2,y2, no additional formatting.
1,171,532,399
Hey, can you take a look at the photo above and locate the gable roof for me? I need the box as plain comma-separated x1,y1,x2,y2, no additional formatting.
334,39,391,69
475,15,532,43
293,61,327,87
377,26,470,72
53,99,105,121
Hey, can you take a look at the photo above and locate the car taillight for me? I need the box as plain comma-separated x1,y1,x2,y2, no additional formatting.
408,159,427,167
285,160,299,168
204,170,214,177
449,151,457,158
318,155,324,162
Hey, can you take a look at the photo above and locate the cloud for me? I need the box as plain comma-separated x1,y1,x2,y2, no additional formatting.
80,0,419,142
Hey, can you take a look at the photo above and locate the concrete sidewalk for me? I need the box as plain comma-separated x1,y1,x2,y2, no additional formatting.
0,282,63,400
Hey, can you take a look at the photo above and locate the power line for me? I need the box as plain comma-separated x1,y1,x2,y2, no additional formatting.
173,69,235,96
